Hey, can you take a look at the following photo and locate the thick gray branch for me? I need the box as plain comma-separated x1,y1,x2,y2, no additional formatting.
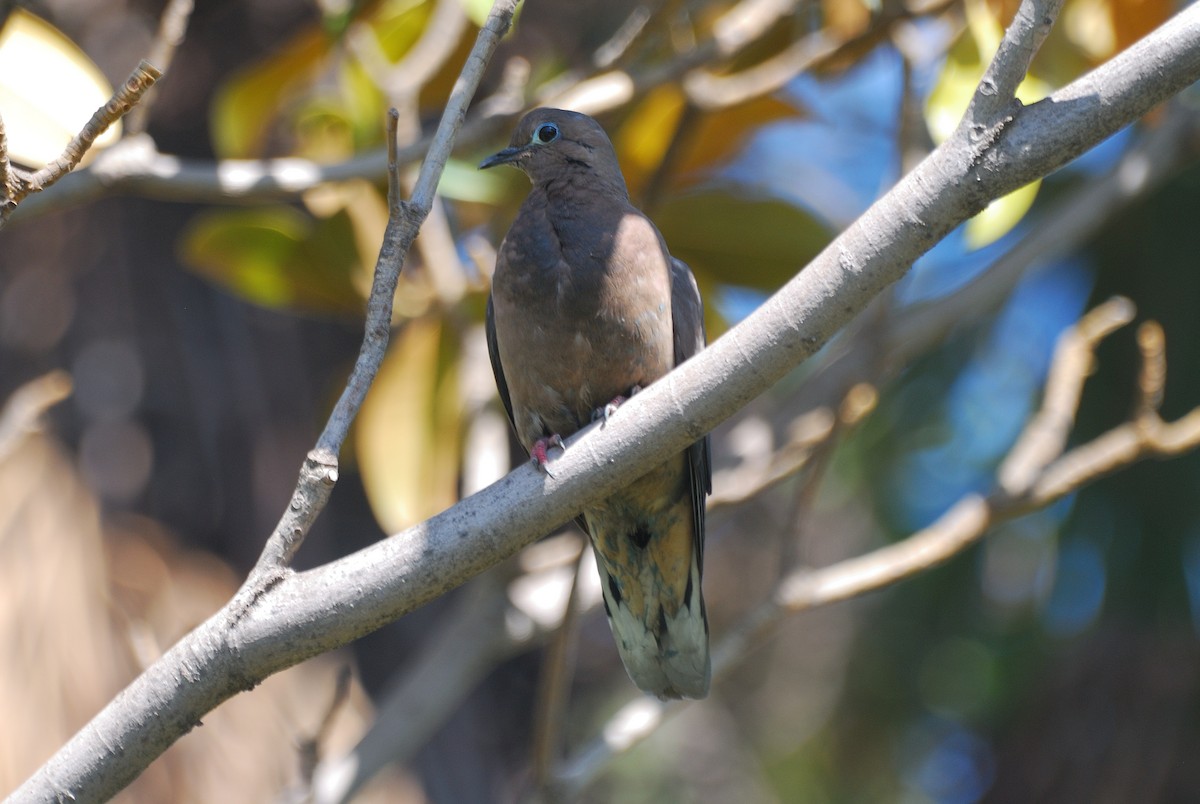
9,3,1200,802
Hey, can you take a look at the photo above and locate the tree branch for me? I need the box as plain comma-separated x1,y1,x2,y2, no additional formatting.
0,60,162,227
10,1,1200,801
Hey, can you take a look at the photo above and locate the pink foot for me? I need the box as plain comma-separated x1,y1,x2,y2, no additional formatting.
530,434,565,476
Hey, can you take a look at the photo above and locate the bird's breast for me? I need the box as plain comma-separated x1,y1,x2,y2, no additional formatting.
491,202,677,446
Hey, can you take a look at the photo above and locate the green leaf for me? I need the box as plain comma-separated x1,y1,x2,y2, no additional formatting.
180,207,364,315
655,186,832,290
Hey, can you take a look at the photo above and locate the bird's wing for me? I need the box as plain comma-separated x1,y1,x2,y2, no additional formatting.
485,294,516,432
670,257,712,569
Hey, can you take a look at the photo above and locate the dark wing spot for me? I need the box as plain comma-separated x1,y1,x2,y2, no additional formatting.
607,574,623,607
657,606,668,636
630,526,652,550
684,572,694,611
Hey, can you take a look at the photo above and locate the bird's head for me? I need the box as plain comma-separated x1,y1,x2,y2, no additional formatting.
479,108,626,193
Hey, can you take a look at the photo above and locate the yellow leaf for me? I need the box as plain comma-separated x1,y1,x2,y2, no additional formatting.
356,316,464,532
0,9,118,168
964,179,1040,249
614,84,687,194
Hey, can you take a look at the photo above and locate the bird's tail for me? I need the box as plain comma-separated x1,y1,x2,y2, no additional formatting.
589,514,710,700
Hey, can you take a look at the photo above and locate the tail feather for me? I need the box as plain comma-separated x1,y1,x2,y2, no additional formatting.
598,552,709,699
590,521,710,700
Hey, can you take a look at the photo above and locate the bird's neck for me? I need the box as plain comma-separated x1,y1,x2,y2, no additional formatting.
538,169,630,207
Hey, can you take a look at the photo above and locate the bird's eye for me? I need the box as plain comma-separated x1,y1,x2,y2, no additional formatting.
532,122,559,145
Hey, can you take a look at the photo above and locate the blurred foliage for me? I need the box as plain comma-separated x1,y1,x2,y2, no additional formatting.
1,0,1195,801
181,205,366,315
357,314,465,532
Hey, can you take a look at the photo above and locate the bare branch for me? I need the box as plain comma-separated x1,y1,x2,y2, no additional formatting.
0,59,162,225
310,572,520,804
967,0,1062,125
7,0,803,217
999,296,1136,494
1135,320,1166,419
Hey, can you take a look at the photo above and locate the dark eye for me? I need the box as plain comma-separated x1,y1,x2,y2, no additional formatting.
532,122,559,145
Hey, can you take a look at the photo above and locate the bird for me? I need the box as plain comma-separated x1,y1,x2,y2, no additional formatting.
480,108,712,700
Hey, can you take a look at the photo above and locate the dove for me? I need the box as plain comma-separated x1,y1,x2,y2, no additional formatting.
481,108,711,699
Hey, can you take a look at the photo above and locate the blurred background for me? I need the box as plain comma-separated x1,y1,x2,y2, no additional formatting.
2,0,1200,801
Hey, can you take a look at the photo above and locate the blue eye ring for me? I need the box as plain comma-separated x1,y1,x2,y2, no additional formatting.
532,122,559,145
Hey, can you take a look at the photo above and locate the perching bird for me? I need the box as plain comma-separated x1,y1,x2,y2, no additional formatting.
481,108,712,699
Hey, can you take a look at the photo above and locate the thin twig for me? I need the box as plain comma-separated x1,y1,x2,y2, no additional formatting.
310,572,522,804
8,0,801,220
789,104,1197,443
593,4,657,69
1135,320,1166,420
999,296,1136,494
247,0,520,575
126,0,194,135
0,111,12,202
967,0,1062,125
3,60,162,212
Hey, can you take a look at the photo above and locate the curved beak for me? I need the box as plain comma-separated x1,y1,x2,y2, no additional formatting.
479,145,526,170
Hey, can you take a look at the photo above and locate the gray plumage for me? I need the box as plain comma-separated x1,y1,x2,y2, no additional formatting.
481,108,711,699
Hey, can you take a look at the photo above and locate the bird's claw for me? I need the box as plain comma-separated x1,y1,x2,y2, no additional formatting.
592,385,642,424
530,434,565,477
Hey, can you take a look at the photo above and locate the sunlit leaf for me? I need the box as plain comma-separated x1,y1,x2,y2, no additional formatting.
964,180,1039,249
1062,0,1116,61
655,186,831,290
356,315,464,533
180,207,364,315
0,9,118,168
615,85,687,192
211,29,332,157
